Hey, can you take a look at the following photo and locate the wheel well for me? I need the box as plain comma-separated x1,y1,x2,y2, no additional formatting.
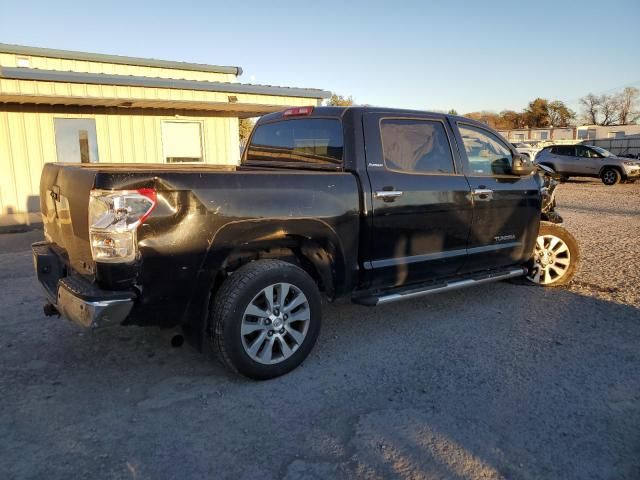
218,238,336,299
599,165,623,176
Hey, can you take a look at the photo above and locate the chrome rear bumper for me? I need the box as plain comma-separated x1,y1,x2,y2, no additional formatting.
56,283,133,328
33,241,135,328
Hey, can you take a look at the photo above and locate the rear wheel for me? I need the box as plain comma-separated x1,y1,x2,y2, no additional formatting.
525,223,579,287
601,168,621,186
211,260,321,380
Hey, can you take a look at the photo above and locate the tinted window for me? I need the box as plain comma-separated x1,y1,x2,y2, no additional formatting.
557,146,575,156
458,125,512,176
380,119,454,174
246,119,343,168
576,146,600,158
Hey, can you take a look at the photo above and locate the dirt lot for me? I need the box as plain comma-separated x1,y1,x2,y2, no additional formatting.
1,180,639,480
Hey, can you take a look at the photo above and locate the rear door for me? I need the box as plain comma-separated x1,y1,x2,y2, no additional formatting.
546,145,575,174
363,113,473,289
451,122,540,272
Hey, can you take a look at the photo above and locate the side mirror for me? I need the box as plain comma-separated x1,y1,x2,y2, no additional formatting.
511,153,536,175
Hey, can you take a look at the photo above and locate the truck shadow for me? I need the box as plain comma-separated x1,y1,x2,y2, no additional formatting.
6,269,640,479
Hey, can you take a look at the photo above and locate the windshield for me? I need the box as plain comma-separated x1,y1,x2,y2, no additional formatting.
591,146,614,157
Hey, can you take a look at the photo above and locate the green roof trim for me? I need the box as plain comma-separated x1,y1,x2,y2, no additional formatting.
0,42,242,76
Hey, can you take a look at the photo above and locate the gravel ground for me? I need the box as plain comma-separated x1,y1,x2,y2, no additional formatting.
1,180,639,480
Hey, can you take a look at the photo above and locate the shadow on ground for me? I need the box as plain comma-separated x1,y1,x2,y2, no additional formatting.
1,248,639,479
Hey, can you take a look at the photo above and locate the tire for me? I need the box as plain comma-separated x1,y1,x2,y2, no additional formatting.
525,222,579,287
601,168,621,186
211,259,322,380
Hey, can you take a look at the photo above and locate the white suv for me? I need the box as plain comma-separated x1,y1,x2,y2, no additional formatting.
535,144,640,185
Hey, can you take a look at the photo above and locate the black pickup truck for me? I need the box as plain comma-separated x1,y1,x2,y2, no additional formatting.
33,106,579,379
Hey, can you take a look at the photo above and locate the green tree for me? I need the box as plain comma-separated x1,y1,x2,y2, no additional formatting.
447,108,458,115
496,110,526,130
523,98,551,128
239,118,255,147
326,93,354,106
463,111,501,128
547,101,575,127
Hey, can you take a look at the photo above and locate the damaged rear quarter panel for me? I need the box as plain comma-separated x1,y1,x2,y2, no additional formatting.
94,167,361,329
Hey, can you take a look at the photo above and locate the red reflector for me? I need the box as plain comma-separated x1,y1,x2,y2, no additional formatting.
283,106,314,117
136,188,157,222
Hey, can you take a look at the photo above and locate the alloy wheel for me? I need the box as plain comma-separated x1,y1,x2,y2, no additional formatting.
527,234,571,285
602,170,617,185
241,283,310,365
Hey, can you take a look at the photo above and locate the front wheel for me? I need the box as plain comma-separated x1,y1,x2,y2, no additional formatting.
525,223,579,287
211,260,321,380
601,168,621,185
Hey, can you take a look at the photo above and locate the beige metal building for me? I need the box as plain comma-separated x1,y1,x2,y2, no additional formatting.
498,125,640,143
0,43,330,228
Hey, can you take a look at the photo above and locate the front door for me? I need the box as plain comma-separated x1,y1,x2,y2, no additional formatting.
574,145,601,175
363,113,473,289
452,122,541,272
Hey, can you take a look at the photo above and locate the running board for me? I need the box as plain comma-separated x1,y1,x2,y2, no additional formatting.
353,267,527,306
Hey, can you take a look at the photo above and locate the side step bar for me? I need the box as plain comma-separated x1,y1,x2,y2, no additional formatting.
353,267,527,306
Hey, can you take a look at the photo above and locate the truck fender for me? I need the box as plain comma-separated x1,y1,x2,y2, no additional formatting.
207,218,347,293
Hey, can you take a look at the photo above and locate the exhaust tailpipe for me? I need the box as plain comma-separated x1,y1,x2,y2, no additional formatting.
43,303,59,317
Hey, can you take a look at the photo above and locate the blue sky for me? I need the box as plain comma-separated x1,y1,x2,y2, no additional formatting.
3,0,639,113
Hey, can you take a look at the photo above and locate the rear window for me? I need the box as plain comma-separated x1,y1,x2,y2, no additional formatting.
558,146,575,156
245,118,343,169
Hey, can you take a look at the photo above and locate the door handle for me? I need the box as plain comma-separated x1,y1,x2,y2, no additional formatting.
472,188,493,201
375,190,403,201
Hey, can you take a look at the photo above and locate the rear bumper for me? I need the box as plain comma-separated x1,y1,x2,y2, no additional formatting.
32,242,135,328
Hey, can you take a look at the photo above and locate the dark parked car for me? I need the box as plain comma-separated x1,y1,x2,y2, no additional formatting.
33,107,579,379
535,144,640,185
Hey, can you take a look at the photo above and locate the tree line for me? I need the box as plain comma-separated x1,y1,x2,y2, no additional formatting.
238,88,639,144
463,87,639,130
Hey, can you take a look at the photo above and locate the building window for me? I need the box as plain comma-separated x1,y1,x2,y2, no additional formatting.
538,131,549,140
54,118,99,163
577,128,597,140
161,121,204,163
16,56,30,68
513,133,525,142
608,131,624,139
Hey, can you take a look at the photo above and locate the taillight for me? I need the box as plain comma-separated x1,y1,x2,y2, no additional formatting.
283,106,314,117
88,189,157,263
